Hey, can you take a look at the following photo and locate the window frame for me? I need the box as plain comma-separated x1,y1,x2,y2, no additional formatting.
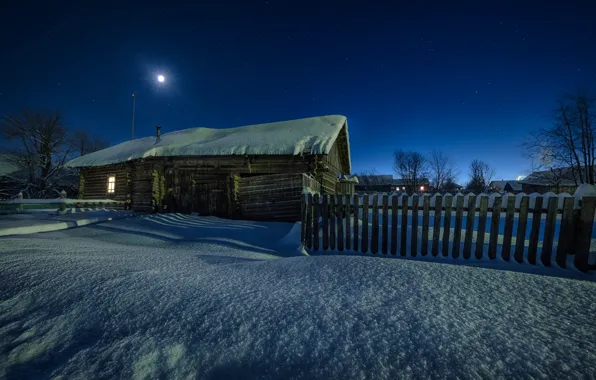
107,174,116,195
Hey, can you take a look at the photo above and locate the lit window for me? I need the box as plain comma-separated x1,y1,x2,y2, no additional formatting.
107,176,116,193
420,185,425,191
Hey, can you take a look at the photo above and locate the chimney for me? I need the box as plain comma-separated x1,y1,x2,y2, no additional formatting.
156,126,161,143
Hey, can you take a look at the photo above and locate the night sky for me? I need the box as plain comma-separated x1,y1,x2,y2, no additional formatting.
1,1,595,183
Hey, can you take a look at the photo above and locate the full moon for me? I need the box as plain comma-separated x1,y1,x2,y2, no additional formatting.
157,74,165,83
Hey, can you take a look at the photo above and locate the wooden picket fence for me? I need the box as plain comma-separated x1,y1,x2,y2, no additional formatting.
301,193,596,272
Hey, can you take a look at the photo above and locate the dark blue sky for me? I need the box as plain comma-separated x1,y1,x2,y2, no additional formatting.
1,1,595,183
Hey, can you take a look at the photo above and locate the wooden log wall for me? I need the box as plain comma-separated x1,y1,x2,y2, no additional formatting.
79,164,130,202
238,173,306,221
302,193,596,273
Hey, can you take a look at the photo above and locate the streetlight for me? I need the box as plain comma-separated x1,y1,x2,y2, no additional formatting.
131,74,166,140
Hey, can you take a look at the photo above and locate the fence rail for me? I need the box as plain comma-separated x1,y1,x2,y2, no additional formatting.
301,193,596,273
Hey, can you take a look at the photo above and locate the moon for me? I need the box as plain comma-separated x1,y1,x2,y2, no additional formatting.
157,74,165,83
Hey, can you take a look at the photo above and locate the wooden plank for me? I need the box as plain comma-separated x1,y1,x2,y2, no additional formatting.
421,196,430,256
574,196,596,272
401,195,408,256
337,196,344,251
432,195,442,257
301,194,306,244
345,195,351,251
313,194,320,251
391,195,398,255
305,194,313,249
475,196,488,260
556,196,574,268
353,195,359,251
382,195,389,254
442,194,453,257
514,196,530,263
361,196,369,253
452,195,464,258
488,196,502,260
322,195,329,250
540,196,558,266
371,195,379,254
329,195,336,250
463,195,476,260
501,196,515,261
410,195,419,256
527,196,543,265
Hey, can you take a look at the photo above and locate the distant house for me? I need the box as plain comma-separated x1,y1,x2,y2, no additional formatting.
354,175,431,193
518,167,582,194
65,115,351,221
490,180,523,194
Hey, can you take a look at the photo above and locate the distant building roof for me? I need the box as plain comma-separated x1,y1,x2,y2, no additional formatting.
490,180,522,191
519,167,581,186
357,175,430,186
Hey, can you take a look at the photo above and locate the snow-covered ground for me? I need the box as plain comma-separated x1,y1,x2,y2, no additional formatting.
1,214,595,379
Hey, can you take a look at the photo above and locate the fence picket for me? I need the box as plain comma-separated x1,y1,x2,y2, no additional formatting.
345,195,351,251
452,195,464,258
541,196,558,266
353,195,359,251
574,196,596,272
401,195,408,256
371,195,379,254
329,195,336,250
361,196,369,253
322,195,329,250
411,195,419,256
421,196,430,256
301,195,306,246
488,196,501,260
391,195,398,255
306,194,313,249
527,197,543,265
514,196,529,263
313,194,320,251
442,194,453,257
463,195,476,259
501,196,515,261
432,195,442,256
556,197,574,268
475,196,489,259
382,195,389,254
337,196,344,251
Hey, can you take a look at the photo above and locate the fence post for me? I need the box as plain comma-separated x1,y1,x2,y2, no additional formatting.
345,195,351,251
541,196,558,266
452,195,464,258
337,196,344,251
514,196,530,263
527,196,543,265
488,195,501,260
391,195,398,255
313,194,320,251
411,195,419,257
463,194,476,259
361,195,369,253
432,195,442,256
421,195,430,256
322,195,329,250
501,196,515,261
330,195,336,250
305,194,313,249
371,195,379,254
382,195,389,254
353,195,359,251
401,194,408,256
574,196,596,272
58,190,67,215
556,197,574,268
475,196,489,259
442,194,453,257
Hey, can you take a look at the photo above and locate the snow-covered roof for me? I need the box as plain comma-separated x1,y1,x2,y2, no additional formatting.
490,180,522,191
66,115,350,171
0,155,21,177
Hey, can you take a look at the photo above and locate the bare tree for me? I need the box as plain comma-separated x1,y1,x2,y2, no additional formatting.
467,159,495,193
72,129,110,155
0,109,75,197
393,150,428,194
428,149,457,191
524,89,595,184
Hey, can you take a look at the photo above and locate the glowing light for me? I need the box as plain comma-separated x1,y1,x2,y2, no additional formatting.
420,185,425,191
157,74,165,83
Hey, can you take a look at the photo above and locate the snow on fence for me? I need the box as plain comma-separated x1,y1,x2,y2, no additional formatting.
301,192,596,273
0,197,127,214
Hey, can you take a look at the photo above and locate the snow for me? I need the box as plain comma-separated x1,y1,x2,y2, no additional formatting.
0,210,135,236
65,115,349,170
574,183,596,198
0,155,20,177
1,214,595,378
1,198,122,204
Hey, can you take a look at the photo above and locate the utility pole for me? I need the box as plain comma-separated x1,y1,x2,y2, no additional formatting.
131,92,136,140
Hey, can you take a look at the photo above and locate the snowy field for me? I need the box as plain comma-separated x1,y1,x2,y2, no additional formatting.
1,214,596,379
